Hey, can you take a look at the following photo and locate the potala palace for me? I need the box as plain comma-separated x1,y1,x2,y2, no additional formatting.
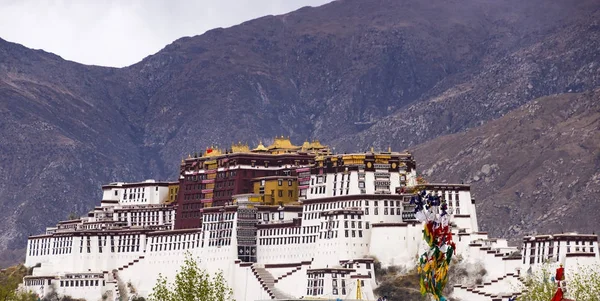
20,138,600,301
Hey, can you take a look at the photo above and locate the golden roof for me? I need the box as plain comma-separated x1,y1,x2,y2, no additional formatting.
203,146,222,157
252,141,269,152
231,141,250,153
310,140,325,149
267,136,299,150
301,139,328,151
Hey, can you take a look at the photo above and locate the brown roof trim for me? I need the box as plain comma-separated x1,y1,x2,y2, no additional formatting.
58,220,82,224
321,209,364,216
454,214,471,218
255,205,303,212
23,276,58,279
252,176,297,181
350,275,371,279
239,262,253,267
340,258,375,264
502,257,522,261
566,253,597,257
147,228,202,236
422,183,471,191
30,227,172,238
303,194,411,204
101,200,120,203
257,219,302,229
307,268,355,273
102,182,172,189
114,206,174,212
523,234,598,242
371,222,408,227
264,262,302,269
29,234,54,239
183,152,314,162
201,205,239,213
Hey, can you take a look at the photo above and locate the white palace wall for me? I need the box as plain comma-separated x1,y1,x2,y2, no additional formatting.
22,176,600,301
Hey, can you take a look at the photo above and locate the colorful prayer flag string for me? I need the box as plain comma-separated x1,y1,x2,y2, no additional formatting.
410,190,456,301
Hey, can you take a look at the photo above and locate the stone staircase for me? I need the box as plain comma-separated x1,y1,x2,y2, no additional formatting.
452,272,525,301
251,264,295,300
103,271,120,301
104,255,145,301
273,265,302,284
117,255,145,271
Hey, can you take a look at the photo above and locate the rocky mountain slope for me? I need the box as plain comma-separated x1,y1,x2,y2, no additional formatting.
1,0,599,266
333,2,600,151
412,89,600,241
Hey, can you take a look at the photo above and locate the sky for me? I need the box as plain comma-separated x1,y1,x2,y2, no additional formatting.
0,0,334,67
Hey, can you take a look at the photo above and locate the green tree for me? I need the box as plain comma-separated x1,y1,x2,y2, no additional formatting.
0,264,37,301
149,252,235,301
518,263,600,301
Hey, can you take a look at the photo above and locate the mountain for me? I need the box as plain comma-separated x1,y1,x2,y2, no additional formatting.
1,0,599,267
412,89,600,241
0,38,151,265
332,1,600,151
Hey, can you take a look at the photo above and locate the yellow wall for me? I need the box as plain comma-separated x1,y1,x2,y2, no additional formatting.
167,184,179,204
253,178,298,205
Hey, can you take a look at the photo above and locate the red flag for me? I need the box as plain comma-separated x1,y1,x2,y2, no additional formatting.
551,288,563,301
555,267,564,281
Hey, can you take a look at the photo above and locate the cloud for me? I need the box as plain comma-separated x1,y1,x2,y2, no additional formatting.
0,0,333,67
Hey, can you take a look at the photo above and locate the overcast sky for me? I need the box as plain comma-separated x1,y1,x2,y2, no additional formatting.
0,0,333,67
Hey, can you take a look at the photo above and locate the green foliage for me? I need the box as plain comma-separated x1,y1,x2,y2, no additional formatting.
518,263,600,301
0,264,38,301
149,252,235,301
515,265,555,301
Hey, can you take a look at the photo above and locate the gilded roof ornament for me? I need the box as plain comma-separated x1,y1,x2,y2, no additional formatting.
267,136,299,150
231,141,250,153
252,140,269,152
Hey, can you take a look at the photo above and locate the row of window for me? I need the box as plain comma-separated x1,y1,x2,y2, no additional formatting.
150,240,201,251
259,225,319,237
24,279,50,286
29,238,52,256
203,213,236,222
306,200,401,212
186,169,240,180
204,221,234,231
525,241,596,264
209,238,230,247
322,220,370,230
97,236,140,253
115,210,172,225
60,279,102,287
150,233,200,244
184,192,206,200
259,235,317,245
